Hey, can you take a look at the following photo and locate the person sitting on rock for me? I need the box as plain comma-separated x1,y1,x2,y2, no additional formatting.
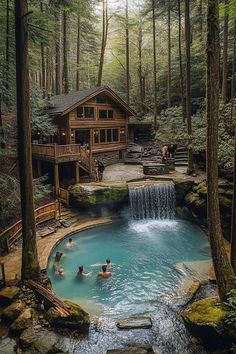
98,265,111,278
161,145,169,163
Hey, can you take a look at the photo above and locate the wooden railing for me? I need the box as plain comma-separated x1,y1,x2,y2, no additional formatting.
32,144,81,158
80,146,90,170
58,188,69,206
0,201,59,253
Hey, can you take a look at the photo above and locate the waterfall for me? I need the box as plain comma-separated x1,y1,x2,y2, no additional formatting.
129,183,175,220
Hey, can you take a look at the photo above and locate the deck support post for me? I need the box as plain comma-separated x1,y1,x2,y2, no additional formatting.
75,161,80,183
89,128,93,174
54,163,59,196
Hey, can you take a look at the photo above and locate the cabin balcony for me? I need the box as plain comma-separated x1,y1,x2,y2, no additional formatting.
32,143,83,163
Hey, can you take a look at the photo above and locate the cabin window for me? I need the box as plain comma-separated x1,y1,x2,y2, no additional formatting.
107,129,112,142
94,130,99,144
84,107,94,118
99,109,114,119
99,110,107,119
108,110,113,119
77,107,83,118
113,129,119,141
100,129,106,143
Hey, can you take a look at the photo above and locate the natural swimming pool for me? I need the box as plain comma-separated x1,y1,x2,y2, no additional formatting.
47,218,211,319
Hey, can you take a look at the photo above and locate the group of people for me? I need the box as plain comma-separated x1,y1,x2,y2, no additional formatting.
161,144,177,163
52,238,113,279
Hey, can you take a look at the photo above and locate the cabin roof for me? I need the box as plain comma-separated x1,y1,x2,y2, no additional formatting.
48,86,136,116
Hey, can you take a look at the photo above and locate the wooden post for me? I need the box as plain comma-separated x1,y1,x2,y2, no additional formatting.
89,128,93,174
75,161,80,183
0,262,6,286
54,163,59,196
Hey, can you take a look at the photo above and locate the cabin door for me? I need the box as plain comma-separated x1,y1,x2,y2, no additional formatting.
75,129,90,148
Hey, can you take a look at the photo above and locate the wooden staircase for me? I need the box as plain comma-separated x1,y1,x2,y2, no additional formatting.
174,146,188,167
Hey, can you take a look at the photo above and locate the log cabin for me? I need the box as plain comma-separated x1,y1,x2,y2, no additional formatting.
32,86,135,198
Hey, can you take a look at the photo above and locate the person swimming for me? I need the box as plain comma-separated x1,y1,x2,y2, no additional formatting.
77,265,90,277
106,259,112,268
53,251,63,270
98,265,111,278
66,238,73,249
56,268,65,276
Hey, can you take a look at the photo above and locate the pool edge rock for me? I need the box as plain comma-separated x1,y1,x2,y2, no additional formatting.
46,300,90,332
116,316,152,330
69,183,129,209
181,297,233,349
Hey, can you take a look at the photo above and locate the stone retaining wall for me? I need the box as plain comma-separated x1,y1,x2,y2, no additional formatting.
93,150,125,166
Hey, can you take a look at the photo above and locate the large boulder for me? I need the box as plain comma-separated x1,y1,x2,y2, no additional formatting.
173,180,194,201
69,183,128,208
0,337,17,354
0,287,20,305
46,300,90,332
2,301,25,324
10,308,32,333
181,297,231,349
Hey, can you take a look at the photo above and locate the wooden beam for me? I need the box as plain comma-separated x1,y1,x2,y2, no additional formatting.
54,163,59,196
75,161,80,183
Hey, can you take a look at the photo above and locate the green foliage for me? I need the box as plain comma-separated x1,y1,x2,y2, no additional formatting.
30,84,56,135
224,288,236,329
0,174,52,229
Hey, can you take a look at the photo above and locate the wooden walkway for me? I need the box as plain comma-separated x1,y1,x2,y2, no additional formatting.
0,216,112,281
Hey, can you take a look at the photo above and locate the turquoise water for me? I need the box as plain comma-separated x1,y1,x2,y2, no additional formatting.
48,218,211,319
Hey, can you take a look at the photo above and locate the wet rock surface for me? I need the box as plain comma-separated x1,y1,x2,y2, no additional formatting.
181,297,231,349
106,346,158,354
116,317,152,330
0,337,17,354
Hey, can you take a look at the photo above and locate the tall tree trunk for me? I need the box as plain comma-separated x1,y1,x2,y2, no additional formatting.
197,0,203,40
206,0,235,300
15,0,40,280
138,20,144,113
222,0,228,103
5,0,10,106
63,10,69,94
55,9,62,95
40,1,46,98
46,47,51,95
167,0,171,108
152,0,158,127
178,0,185,121
184,0,194,174
231,19,236,101
230,20,236,273
125,0,130,104
98,0,108,86
76,15,81,91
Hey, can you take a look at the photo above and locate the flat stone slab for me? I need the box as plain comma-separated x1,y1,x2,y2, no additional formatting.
0,287,20,304
116,316,152,329
143,163,169,175
107,347,158,354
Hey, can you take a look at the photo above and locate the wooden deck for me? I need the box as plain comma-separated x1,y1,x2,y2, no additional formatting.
32,144,82,163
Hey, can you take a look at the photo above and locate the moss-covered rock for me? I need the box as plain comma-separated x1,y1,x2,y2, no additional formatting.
173,180,194,201
46,300,90,332
69,183,128,208
181,297,232,349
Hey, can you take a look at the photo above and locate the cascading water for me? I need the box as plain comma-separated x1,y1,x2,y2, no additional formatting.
129,183,175,220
